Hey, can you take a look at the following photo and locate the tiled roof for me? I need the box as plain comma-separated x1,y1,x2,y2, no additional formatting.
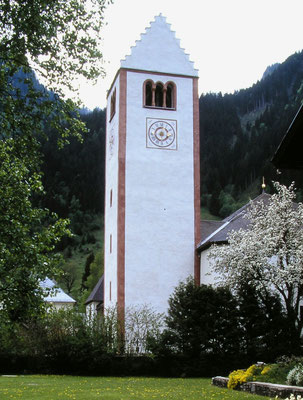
40,277,76,303
198,193,271,251
85,275,104,305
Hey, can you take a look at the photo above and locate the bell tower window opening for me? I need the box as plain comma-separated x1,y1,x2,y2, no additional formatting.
143,80,176,110
166,83,175,109
110,88,116,121
145,81,153,106
155,83,164,107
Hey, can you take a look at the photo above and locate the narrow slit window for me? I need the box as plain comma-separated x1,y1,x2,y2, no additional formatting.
110,89,116,121
110,189,113,207
110,234,112,253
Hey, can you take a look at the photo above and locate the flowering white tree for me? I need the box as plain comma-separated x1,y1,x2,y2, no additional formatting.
208,182,303,338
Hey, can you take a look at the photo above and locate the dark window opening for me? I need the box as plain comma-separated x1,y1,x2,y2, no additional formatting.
145,81,153,106
143,80,176,109
110,89,116,121
166,84,174,108
155,83,164,107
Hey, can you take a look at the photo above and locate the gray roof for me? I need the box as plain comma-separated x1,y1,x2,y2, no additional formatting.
85,275,104,305
40,277,76,303
197,193,271,251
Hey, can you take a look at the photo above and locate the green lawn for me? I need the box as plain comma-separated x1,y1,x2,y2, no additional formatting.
0,375,274,399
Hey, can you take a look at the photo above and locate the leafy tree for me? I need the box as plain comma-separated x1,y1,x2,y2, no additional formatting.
237,283,293,361
124,305,164,355
161,279,242,358
209,182,303,349
59,260,79,294
0,137,70,321
81,252,95,290
86,249,104,293
0,0,111,321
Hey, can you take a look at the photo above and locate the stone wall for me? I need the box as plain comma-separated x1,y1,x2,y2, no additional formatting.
212,376,303,399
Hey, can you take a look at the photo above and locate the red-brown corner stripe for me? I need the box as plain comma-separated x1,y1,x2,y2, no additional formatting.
117,70,127,317
193,77,201,284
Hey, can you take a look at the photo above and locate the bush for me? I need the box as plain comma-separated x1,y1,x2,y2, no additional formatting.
148,279,244,376
287,364,303,386
228,364,263,389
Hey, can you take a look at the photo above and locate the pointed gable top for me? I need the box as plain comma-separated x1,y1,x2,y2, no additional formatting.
121,14,198,77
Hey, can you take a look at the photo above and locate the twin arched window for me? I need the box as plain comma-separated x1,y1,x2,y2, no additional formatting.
144,80,176,109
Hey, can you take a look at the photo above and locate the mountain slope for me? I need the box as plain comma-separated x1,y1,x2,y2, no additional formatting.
200,50,303,217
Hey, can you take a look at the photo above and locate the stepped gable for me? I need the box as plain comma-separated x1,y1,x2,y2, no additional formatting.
120,14,198,77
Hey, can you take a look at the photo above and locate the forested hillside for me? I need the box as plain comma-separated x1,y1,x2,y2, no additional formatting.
200,50,303,217
36,50,303,301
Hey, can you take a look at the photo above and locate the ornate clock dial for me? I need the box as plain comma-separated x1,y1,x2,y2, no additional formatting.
147,119,177,150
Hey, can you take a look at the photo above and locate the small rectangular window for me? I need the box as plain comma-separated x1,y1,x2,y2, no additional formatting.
110,88,116,121
110,189,113,207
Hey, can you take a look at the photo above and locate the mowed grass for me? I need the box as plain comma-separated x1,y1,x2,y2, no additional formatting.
0,375,274,399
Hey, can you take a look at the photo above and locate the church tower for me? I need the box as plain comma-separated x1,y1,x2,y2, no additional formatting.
104,15,200,315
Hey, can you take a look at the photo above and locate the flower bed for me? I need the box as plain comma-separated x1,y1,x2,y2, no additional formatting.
212,376,303,399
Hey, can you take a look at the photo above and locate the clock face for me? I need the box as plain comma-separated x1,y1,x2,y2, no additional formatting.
146,118,177,150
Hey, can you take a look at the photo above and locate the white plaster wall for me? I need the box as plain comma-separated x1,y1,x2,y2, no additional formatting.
200,247,221,286
121,15,198,77
124,71,195,314
47,302,74,310
104,77,120,310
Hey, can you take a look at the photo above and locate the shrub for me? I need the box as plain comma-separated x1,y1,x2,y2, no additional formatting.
287,364,303,386
285,395,303,400
228,364,263,389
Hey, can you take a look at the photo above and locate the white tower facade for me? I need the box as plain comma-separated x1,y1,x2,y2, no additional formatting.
104,15,200,315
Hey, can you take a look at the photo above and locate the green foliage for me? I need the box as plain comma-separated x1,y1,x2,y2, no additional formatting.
200,51,303,216
86,249,104,293
0,307,119,374
81,252,95,290
287,364,303,386
0,137,70,321
153,280,240,360
228,364,263,389
0,0,110,320
0,0,111,94
125,305,165,355
236,283,292,361
149,278,293,375
0,376,270,400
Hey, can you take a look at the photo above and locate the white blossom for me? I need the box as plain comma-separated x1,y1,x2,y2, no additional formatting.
208,182,303,328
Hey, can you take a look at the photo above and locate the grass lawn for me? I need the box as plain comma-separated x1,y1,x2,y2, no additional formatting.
0,375,275,399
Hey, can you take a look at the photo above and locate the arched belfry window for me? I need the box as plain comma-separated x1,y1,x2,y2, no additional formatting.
143,80,176,110
155,83,164,107
145,81,153,106
165,82,175,109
